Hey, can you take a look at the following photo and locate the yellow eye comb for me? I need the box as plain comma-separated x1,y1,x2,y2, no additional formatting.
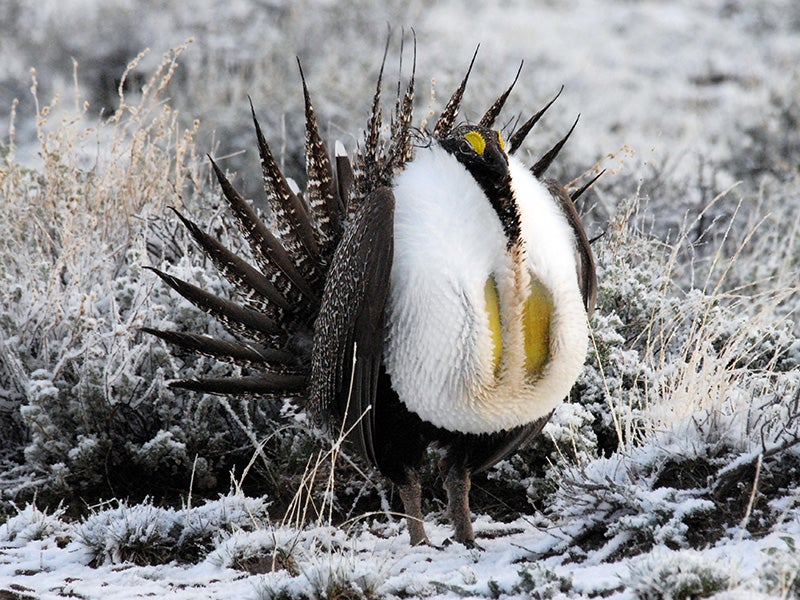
464,130,486,155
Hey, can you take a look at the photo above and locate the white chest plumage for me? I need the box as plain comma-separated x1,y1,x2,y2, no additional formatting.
384,144,589,434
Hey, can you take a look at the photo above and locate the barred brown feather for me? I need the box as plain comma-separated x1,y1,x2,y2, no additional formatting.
169,207,291,319
145,267,283,345
297,59,342,262
249,103,323,286
478,61,523,129
209,158,318,310
141,327,302,372
432,45,479,138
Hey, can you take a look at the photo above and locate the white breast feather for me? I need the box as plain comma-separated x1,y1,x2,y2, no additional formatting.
384,146,589,434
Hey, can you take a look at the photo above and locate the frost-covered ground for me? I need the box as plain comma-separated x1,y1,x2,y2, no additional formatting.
3,497,799,599
1,0,799,598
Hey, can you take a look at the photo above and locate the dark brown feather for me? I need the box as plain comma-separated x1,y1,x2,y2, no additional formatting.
478,61,523,129
531,114,580,178
209,158,318,309
169,375,307,395
169,207,292,317
508,86,563,154
433,45,479,138
142,327,302,371
297,59,342,260
545,179,598,316
570,169,605,202
144,266,283,343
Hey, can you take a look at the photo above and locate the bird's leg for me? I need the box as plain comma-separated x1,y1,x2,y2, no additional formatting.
397,468,430,546
443,464,476,547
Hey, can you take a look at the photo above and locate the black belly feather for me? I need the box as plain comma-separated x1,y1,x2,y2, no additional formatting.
372,364,552,484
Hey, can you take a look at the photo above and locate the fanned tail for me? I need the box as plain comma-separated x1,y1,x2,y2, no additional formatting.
145,41,418,400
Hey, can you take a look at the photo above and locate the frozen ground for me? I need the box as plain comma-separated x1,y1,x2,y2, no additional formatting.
1,0,799,598
2,500,799,599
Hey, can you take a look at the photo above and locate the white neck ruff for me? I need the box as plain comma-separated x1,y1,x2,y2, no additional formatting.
384,146,588,434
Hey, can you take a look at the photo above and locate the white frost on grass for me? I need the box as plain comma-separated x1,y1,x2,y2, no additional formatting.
2,507,799,598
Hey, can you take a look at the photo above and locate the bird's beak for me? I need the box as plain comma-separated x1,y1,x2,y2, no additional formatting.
485,144,509,177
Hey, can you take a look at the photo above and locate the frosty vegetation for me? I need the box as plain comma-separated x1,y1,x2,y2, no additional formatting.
1,1,799,598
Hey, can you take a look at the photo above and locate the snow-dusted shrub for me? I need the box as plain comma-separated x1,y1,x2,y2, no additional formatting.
297,549,386,600
493,563,572,599
759,536,800,598
76,493,270,565
211,525,387,599
0,46,212,504
548,452,720,560
625,548,734,600
209,527,302,575
0,502,68,545
0,46,325,515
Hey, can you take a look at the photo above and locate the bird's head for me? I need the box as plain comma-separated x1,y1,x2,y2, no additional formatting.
439,125,510,187
439,125,519,246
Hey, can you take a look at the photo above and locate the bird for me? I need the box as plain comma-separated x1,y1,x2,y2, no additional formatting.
143,43,598,547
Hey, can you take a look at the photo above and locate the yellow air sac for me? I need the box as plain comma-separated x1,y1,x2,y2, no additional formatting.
524,279,553,377
484,277,503,374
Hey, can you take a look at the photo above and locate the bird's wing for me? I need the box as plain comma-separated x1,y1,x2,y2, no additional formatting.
308,186,395,466
546,179,597,317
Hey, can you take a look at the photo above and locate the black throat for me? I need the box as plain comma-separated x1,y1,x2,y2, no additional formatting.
439,126,522,248
470,169,521,249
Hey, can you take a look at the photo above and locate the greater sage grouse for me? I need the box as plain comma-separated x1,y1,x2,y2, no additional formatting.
145,47,598,547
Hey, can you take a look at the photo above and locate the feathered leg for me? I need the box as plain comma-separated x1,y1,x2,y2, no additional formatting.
443,464,476,547
397,469,429,546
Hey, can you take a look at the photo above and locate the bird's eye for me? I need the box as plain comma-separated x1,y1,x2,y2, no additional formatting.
463,131,486,155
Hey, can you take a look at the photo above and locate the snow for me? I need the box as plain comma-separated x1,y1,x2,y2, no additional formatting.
2,507,798,598
1,0,799,597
